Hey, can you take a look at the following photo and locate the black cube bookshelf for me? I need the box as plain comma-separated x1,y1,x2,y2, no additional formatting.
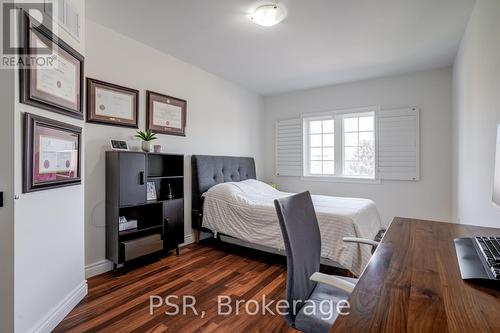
105,151,184,269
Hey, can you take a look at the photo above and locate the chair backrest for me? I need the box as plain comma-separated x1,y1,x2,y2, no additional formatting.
274,191,321,325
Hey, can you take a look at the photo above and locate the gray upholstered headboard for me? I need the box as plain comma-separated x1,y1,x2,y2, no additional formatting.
191,155,256,230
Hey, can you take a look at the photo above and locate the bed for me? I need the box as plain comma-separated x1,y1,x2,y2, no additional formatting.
191,155,383,276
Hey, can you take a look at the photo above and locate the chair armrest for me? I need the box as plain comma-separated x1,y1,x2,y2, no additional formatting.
342,237,379,247
310,272,355,293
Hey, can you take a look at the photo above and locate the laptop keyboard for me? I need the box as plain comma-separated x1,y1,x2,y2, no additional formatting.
475,237,500,279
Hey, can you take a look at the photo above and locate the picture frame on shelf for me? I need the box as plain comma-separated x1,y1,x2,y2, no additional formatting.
23,113,82,193
110,139,129,151
86,78,139,128
146,90,187,136
19,11,84,119
147,182,157,201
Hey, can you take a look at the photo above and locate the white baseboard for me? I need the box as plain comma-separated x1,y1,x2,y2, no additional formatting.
31,281,87,333
85,259,114,278
181,234,194,247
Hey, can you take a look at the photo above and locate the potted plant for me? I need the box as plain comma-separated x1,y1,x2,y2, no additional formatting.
135,129,158,152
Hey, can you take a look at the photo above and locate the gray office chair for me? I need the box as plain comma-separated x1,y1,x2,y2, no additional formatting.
274,191,379,333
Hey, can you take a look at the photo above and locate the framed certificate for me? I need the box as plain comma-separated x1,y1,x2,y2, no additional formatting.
23,113,82,193
86,78,139,128
19,12,84,119
146,91,187,136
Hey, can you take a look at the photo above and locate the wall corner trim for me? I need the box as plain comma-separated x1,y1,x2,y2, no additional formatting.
30,281,87,333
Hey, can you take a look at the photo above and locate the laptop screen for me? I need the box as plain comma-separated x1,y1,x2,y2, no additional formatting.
494,124,500,207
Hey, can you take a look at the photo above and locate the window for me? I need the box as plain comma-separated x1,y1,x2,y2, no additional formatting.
304,110,376,179
276,107,418,180
343,114,375,177
307,119,335,175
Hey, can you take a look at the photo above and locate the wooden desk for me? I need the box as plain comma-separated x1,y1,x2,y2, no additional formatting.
330,217,500,333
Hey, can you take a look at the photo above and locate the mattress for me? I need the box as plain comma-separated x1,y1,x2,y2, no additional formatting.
201,179,383,276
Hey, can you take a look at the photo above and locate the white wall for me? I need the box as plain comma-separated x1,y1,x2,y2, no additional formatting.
452,0,500,227
263,68,453,226
13,1,87,332
84,20,264,273
0,69,15,333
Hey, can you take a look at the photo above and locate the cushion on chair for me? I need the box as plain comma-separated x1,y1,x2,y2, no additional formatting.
294,276,357,333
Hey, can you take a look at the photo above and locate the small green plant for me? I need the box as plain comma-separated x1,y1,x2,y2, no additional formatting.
135,129,158,142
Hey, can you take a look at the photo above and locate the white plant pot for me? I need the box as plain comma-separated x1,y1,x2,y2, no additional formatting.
142,141,153,152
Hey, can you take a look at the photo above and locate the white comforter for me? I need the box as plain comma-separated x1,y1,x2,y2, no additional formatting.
202,179,382,276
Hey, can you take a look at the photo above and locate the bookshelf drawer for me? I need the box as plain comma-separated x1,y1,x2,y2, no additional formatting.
122,234,163,261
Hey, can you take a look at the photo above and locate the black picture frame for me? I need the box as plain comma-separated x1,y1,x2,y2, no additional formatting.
86,78,139,128
23,113,82,193
19,11,84,119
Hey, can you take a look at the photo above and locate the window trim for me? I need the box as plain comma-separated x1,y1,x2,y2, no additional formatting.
300,175,381,184
302,106,380,181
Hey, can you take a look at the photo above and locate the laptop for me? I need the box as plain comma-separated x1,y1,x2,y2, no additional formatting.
455,237,500,280
455,124,500,282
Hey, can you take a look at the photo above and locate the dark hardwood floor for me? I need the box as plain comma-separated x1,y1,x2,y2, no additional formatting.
55,240,345,333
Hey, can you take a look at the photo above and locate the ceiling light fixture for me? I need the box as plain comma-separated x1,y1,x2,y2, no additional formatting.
249,4,287,27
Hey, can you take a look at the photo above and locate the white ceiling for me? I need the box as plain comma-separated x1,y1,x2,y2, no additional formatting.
87,0,475,96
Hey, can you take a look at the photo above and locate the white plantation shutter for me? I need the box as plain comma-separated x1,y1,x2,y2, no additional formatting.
275,118,303,176
377,108,420,180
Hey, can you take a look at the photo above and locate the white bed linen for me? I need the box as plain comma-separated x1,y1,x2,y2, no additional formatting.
201,179,383,276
